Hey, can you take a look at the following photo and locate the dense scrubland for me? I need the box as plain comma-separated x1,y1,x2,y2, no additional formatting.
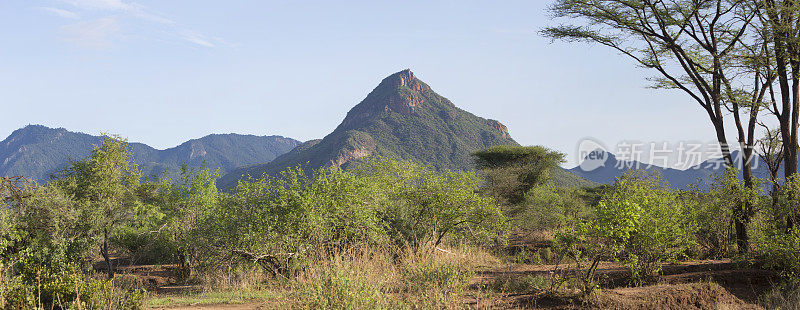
11,0,800,308
2,136,800,309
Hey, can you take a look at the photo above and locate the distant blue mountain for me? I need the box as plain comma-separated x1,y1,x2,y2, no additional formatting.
0,125,301,181
569,149,779,190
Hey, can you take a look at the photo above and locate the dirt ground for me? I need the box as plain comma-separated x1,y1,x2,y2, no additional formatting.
478,259,778,309
104,257,778,309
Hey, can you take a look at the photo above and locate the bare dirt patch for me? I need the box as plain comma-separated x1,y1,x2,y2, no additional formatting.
479,259,778,309
594,282,760,310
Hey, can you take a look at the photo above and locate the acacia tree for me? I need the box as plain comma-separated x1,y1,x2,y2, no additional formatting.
59,135,141,278
722,21,776,251
760,0,800,229
472,145,565,205
543,0,761,251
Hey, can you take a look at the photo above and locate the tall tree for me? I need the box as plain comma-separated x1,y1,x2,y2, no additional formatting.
722,22,775,251
58,135,141,278
760,0,800,229
542,0,759,251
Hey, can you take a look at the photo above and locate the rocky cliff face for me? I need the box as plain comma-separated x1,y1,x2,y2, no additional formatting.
381,70,430,115
487,119,511,139
340,69,442,127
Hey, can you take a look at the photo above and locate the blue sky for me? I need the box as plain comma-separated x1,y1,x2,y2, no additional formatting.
0,0,718,166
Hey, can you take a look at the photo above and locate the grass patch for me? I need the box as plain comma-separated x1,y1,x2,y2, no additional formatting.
145,289,279,308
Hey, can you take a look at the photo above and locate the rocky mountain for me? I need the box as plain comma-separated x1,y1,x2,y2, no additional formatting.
219,69,522,188
569,149,777,189
0,125,301,181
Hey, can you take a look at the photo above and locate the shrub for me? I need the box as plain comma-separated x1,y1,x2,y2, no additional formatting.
199,157,506,275
111,226,176,265
201,165,390,275
518,183,591,231
1,261,144,310
762,229,800,278
353,157,507,249
291,255,390,309
557,172,696,288
760,281,800,310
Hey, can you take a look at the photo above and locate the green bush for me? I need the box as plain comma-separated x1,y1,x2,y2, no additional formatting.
1,262,144,310
354,157,507,248
557,172,696,287
198,157,505,275
762,229,800,278
518,183,591,231
201,165,390,274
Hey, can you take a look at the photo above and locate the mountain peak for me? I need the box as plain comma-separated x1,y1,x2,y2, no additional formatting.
340,70,438,128
376,69,431,93
219,70,519,188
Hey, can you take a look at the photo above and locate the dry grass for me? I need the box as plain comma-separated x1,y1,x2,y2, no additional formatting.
143,242,778,309
196,265,270,291
286,244,496,309
760,283,800,310
144,244,505,309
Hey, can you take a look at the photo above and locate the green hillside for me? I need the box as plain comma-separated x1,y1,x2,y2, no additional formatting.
0,125,300,181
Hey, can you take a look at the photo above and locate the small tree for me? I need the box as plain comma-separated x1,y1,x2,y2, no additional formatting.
759,126,784,220
57,135,141,278
157,166,220,279
353,157,508,249
558,171,696,287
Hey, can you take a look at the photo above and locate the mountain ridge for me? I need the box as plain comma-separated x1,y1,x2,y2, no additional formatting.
0,124,301,181
569,149,777,189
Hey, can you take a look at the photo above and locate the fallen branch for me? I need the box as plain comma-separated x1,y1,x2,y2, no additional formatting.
230,249,297,277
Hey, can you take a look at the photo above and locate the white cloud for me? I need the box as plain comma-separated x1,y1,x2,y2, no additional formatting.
179,30,215,47
40,7,79,19
60,17,120,49
59,0,132,11
45,0,218,48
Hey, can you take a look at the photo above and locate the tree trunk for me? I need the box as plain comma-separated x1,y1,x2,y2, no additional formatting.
101,228,114,279
789,62,800,230
738,162,754,253
767,8,798,231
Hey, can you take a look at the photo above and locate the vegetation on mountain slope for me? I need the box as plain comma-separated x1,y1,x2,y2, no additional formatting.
0,125,300,181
